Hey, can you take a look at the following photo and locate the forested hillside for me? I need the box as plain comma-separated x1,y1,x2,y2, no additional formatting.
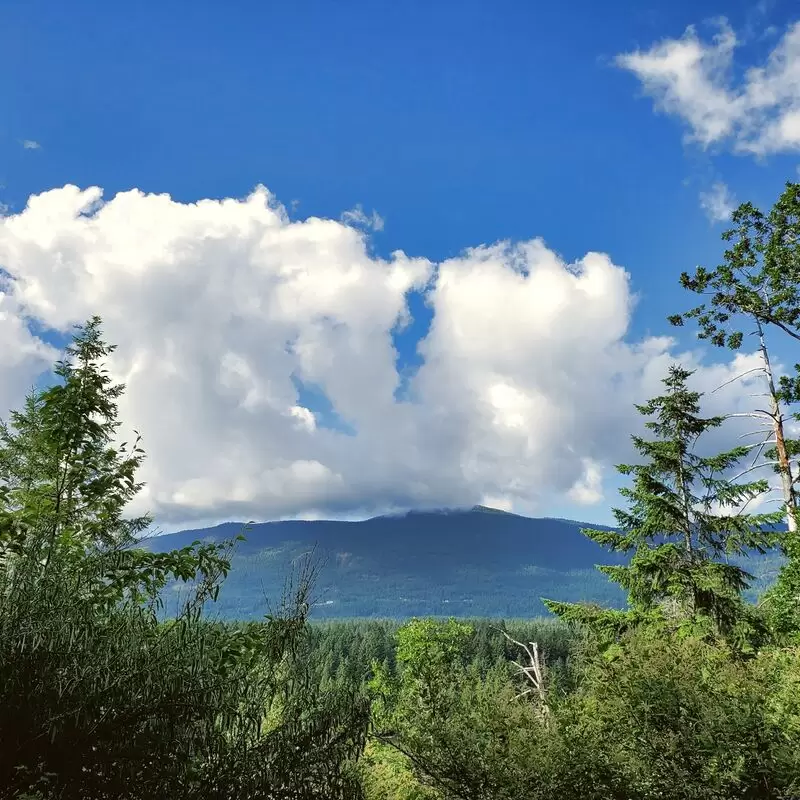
144,510,783,619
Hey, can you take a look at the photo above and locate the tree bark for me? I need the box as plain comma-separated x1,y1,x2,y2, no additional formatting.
758,320,798,533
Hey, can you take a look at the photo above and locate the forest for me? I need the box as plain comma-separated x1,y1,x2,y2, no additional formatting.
1,183,800,799
143,510,787,621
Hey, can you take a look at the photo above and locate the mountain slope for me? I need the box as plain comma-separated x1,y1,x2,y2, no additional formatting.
143,507,782,620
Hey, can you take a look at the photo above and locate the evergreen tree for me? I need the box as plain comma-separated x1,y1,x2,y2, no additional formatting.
545,365,782,647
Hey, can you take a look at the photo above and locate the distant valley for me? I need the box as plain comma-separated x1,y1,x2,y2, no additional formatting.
143,506,784,620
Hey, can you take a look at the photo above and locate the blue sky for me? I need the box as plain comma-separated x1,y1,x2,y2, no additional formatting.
1,0,800,527
3,0,796,319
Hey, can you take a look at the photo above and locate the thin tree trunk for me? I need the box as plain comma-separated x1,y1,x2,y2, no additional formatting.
676,457,694,555
757,319,798,533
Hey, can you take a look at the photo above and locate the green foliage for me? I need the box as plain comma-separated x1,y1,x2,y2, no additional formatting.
571,628,800,799
305,616,576,697
373,618,800,799
761,526,800,644
0,318,369,799
368,619,474,736
546,365,781,648
668,182,800,349
396,618,474,682
359,741,439,800
367,618,611,800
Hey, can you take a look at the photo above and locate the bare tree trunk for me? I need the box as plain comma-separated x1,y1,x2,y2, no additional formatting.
674,428,698,614
758,320,798,533
499,630,550,724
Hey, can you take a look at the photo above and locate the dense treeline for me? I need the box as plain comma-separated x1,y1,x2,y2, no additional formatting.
305,617,576,687
2,182,800,798
207,545,631,621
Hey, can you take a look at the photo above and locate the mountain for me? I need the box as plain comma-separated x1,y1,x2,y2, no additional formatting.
142,506,784,621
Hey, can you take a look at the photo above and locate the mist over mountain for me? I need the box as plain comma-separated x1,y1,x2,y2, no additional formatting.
143,506,783,621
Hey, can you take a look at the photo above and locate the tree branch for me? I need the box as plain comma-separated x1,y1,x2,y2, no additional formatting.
497,629,550,720
729,460,780,483
712,366,766,394
726,411,775,422
770,317,800,343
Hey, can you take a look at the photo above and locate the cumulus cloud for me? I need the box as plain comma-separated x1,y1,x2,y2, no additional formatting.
21,140,41,150
0,185,768,529
617,19,800,155
700,181,736,222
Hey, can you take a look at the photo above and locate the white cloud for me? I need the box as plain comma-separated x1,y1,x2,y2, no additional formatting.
700,181,736,222
341,204,384,231
0,185,767,529
21,140,41,150
479,494,515,512
0,289,58,415
289,405,317,432
568,459,604,506
618,19,800,155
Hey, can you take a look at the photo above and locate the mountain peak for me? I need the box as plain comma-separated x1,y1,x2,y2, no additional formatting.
470,504,513,515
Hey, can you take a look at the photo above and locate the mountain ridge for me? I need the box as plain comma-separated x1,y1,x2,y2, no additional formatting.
143,507,780,620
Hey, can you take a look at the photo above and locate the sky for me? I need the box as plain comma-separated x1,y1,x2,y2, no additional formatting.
1,0,800,531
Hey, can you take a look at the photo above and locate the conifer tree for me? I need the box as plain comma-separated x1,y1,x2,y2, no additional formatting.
545,365,783,647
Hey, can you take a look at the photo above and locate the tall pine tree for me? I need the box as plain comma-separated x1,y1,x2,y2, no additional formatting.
545,365,782,647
